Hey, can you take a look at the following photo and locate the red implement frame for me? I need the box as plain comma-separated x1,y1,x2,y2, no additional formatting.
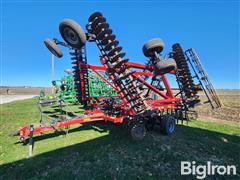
18,60,181,140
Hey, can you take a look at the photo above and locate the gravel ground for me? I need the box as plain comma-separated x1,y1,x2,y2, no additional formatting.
0,94,37,104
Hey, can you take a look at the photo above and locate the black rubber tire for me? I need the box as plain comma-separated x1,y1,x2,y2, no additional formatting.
143,38,165,57
130,123,146,141
155,58,177,75
64,68,73,74
59,19,86,49
160,115,176,135
44,39,63,58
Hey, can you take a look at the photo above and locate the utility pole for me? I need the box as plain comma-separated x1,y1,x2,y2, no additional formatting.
51,54,54,93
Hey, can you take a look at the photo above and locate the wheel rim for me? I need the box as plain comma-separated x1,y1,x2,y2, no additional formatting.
131,124,145,140
63,26,79,45
168,121,175,133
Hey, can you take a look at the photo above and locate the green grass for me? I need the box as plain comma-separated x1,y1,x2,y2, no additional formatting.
0,98,239,179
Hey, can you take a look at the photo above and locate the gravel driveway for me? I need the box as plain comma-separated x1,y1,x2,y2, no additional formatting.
0,94,37,104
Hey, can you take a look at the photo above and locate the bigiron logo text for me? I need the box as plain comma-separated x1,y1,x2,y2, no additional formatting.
181,161,237,179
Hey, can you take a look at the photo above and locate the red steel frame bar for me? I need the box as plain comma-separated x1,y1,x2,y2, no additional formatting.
18,59,181,140
90,68,118,91
132,74,170,99
127,61,176,74
100,57,136,115
88,61,176,100
19,112,125,139
127,62,152,70
88,62,181,107
79,61,87,101
161,75,174,98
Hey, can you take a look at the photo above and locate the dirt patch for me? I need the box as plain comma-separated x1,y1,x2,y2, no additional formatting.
198,115,239,125
0,87,51,95
195,90,240,123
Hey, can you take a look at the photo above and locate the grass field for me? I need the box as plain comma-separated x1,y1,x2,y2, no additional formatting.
0,98,240,179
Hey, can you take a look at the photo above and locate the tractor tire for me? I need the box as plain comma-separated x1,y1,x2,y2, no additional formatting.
143,38,165,57
44,39,63,58
160,115,176,135
130,123,146,140
64,68,74,74
59,19,87,49
154,58,177,75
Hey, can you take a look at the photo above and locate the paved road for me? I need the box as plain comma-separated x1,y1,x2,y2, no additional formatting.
0,94,37,104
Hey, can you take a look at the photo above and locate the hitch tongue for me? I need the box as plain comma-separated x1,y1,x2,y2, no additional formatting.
12,130,20,136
